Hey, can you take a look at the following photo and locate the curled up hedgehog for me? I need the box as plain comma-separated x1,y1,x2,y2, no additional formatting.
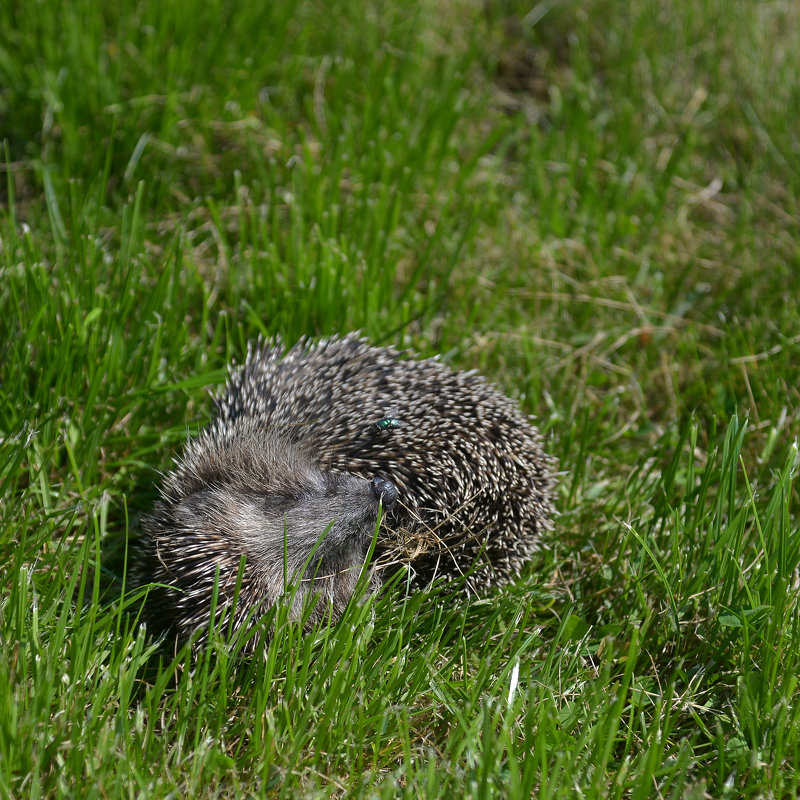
133,334,554,648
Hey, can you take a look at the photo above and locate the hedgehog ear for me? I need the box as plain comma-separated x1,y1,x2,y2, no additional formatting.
173,490,215,530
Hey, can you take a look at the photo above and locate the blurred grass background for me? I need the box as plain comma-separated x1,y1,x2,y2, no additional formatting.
1,0,799,796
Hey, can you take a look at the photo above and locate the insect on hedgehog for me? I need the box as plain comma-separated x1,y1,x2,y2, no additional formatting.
134,333,555,648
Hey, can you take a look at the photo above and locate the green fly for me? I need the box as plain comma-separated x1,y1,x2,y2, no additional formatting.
374,418,403,432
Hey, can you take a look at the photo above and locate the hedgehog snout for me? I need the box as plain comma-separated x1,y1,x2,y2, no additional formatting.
371,476,398,509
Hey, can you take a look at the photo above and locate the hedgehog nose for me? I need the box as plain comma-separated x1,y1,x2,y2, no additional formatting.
371,476,398,509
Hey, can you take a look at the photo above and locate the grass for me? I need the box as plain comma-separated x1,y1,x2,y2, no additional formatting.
1,0,799,795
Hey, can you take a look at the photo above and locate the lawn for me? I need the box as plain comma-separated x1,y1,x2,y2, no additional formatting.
1,0,799,796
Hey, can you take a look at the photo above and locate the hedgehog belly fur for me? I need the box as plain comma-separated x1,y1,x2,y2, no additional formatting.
134,422,388,648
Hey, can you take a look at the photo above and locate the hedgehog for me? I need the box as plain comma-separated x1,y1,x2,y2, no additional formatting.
134,334,554,648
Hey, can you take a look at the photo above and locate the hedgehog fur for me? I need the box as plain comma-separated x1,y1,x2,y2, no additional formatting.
134,333,554,647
